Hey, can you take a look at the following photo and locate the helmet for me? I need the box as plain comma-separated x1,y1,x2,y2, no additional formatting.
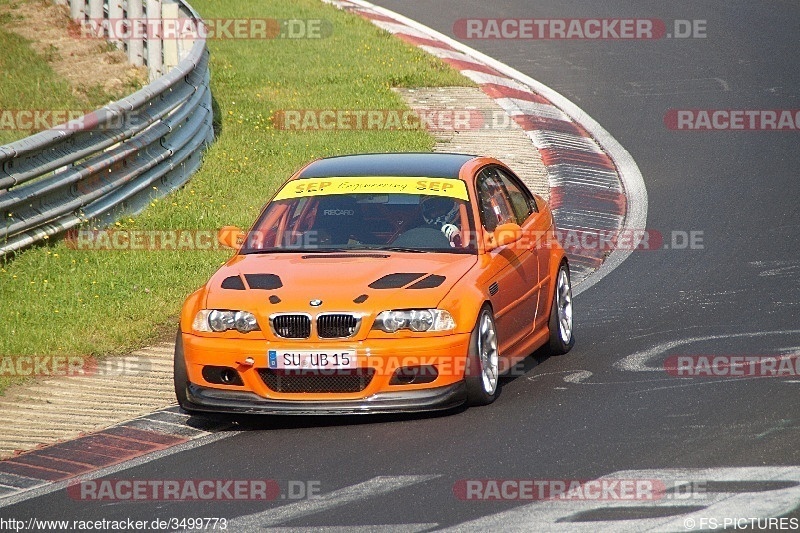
421,195,459,226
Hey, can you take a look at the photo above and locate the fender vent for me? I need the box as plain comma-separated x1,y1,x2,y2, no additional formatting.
489,282,499,296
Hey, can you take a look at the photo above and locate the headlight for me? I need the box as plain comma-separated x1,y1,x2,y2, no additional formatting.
192,310,260,333
373,309,455,333
208,310,236,332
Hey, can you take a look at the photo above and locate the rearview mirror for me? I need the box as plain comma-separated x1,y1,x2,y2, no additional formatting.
218,226,245,249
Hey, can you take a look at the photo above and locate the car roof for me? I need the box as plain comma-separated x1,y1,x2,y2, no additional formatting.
297,152,477,179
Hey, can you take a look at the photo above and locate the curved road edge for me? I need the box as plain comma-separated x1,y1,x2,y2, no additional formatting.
331,0,648,296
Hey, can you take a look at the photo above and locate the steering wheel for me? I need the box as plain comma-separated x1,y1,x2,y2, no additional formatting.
390,227,452,249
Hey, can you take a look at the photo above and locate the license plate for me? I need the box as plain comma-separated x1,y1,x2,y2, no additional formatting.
268,350,357,370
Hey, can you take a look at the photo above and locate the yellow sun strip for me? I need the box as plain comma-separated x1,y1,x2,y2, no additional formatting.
273,176,469,201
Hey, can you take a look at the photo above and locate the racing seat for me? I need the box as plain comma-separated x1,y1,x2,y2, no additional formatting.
310,195,367,246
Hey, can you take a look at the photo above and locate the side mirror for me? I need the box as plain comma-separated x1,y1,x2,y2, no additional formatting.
218,226,245,249
493,223,522,247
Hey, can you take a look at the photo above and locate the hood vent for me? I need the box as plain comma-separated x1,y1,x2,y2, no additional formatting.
244,274,283,290
368,272,426,289
407,275,446,289
221,276,245,290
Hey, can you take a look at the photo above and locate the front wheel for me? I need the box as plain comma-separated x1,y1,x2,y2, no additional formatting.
547,262,575,355
173,330,197,414
465,306,500,406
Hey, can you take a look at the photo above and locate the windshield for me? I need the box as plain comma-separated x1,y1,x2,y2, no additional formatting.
241,177,477,254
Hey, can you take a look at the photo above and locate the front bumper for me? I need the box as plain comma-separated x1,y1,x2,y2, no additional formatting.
183,381,467,415
179,331,473,414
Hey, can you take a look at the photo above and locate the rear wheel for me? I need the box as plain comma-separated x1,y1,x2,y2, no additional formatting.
465,306,500,406
547,262,575,355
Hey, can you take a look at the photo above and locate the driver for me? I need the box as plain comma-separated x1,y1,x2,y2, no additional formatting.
420,195,462,247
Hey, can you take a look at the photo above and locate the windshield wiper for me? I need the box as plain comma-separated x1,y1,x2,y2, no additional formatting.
244,247,374,254
243,246,432,254
380,246,428,253
241,248,308,254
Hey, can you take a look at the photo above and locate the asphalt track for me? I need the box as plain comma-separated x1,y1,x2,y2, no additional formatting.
3,1,799,530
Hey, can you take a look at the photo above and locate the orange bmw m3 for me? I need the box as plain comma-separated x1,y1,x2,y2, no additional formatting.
174,153,574,414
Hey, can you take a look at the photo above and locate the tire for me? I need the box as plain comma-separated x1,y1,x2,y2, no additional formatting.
547,262,575,355
173,330,197,414
465,306,500,406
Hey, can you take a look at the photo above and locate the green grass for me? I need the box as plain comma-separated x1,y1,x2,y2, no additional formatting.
0,0,470,393
0,28,77,145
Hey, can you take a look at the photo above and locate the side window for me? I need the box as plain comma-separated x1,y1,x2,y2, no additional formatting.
496,168,537,223
476,168,516,232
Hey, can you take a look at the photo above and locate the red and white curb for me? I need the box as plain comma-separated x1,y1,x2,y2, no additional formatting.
326,0,648,293
0,406,232,506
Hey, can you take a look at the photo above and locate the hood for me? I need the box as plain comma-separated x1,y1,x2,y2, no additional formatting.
204,251,477,322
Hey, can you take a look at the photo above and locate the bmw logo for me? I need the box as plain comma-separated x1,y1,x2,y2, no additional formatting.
310,299,323,307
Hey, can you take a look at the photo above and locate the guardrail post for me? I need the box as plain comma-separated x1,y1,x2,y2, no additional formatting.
87,0,103,36
70,0,86,22
146,0,163,80
162,0,179,70
107,0,124,48
127,0,144,66
178,8,198,61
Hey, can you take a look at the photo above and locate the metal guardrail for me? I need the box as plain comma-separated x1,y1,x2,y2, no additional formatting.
0,0,213,256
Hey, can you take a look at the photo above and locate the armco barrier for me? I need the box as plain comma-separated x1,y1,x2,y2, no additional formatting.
0,0,213,256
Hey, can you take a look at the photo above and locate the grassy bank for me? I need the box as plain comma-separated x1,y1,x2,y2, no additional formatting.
0,0,146,145
0,0,468,393
0,23,80,145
